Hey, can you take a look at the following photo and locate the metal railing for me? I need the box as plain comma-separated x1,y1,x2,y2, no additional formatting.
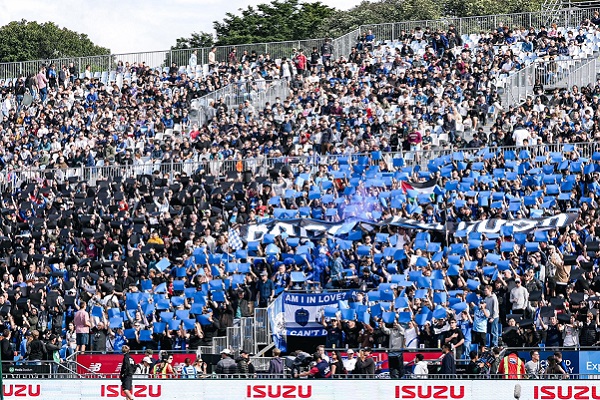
1,6,600,80
240,317,255,355
2,140,598,193
499,58,598,107
254,308,270,349
190,79,289,127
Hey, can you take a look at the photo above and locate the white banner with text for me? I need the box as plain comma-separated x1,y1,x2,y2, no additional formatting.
4,378,600,399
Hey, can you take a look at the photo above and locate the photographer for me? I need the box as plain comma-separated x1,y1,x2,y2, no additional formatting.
290,351,312,379
298,352,331,379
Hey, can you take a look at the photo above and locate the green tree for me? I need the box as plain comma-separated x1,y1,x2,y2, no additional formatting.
316,0,442,38
443,0,543,17
170,31,215,50
212,0,335,45
0,19,109,62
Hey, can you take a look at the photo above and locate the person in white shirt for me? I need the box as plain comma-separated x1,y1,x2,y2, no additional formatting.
525,350,542,378
510,278,529,313
343,349,357,373
512,126,530,146
413,353,429,378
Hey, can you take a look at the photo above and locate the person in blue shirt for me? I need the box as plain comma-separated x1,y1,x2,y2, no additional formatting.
458,309,473,358
472,301,490,348
256,271,274,308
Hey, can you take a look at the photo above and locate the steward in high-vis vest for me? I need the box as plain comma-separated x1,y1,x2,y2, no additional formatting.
497,350,526,379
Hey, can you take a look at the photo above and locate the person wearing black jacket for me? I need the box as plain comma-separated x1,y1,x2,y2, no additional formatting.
27,330,45,364
440,343,456,377
120,345,135,400
0,329,13,364
353,347,375,376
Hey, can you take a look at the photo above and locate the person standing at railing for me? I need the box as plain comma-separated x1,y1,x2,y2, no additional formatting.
134,356,152,378
74,300,91,354
189,50,198,70
35,66,48,104
180,357,197,379
268,348,284,378
413,354,428,379
0,329,14,365
498,350,526,379
525,350,542,379
45,334,62,376
321,39,333,66
439,343,456,378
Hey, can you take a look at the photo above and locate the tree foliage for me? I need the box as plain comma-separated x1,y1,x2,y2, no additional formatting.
316,0,442,38
173,0,545,49
0,19,110,62
170,31,215,51
443,0,543,18
213,0,335,45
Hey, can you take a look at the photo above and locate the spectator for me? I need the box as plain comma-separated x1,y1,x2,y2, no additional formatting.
413,353,429,379
215,348,237,375
268,348,284,377
465,350,481,377
329,350,346,376
134,356,152,377
236,349,252,377
343,349,357,373
439,343,456,377
0,329,13,363
525,350,542,379
74,301,91,354
579,312,599,347
544,355,568,379
509,278,529,315
180,357,197,379
353,347,375,376
26,330,45,365
443,319,465,360
256,271,274,308
193,356,208,376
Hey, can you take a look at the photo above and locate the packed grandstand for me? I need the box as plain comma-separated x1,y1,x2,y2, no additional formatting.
0,4,599,381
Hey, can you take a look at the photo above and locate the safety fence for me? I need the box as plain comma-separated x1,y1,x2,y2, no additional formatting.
499,58,598,107
1,141,598,193
189,79,289,127
0,6,599,80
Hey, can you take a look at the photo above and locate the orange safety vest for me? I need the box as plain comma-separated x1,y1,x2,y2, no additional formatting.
501,354,525,379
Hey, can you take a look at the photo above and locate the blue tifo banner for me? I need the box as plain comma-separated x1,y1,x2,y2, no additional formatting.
269,291,358,351
579,351,600,375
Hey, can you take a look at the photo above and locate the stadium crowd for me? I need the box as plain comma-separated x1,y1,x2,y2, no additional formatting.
0,12,598,372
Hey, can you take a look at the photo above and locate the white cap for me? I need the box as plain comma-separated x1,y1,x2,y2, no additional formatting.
142,356,152,364
221,348,232,355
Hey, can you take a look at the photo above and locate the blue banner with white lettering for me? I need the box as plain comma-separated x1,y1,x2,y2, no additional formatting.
282,291,357,337
268,294,287,352
579,351,600,375
519,350,579,375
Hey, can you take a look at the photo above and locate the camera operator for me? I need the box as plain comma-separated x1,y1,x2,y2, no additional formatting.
289,351,312,379
298,352,331,379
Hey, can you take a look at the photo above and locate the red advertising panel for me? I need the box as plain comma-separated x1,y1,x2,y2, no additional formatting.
76,353,197,375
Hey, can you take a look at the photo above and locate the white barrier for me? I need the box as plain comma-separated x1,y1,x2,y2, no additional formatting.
4,379,600,400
